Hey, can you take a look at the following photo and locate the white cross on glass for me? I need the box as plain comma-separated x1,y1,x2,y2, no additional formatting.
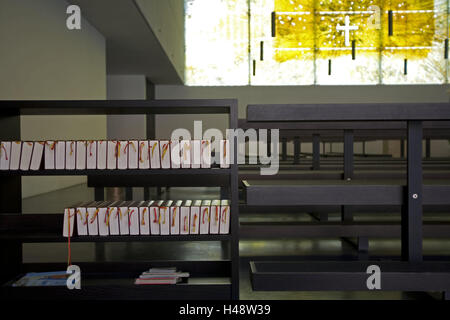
336,15,358,47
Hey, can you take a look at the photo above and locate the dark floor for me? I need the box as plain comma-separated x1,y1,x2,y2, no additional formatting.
22,181,450,300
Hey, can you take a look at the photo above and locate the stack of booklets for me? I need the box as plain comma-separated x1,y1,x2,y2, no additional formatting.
0,139,230,170
135,267,190,285
12,271,69,287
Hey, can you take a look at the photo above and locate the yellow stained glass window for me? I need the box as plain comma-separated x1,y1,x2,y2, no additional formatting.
185,0,449,85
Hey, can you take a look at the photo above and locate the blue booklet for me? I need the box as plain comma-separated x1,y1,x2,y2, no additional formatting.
12,271,69,287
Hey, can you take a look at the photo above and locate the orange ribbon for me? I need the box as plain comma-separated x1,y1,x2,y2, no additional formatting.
46,141,57,150
141,208,148,225
128,209,136,226
125,141,137,154
151,142,158,158
160,207,167,224
161,143,169,160
139,142,146,163
76,209,87,225
0,143,8,161
88,141,95,157
105,208,111,226
115,141,120,158
153,208,159,223
223,140,227,158
69,142,74,156
171,208,177,227
90,209,99,224
192,214,198,232
183,142,191,161
202,207,209,224
215,207,219,222
222,207,229,223
184,216,188,232
67,209,75,266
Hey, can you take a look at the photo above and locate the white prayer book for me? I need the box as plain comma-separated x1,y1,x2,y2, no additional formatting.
220,140,230,168
150,200,164,235
180,140,191,169
98,201,112,236
120,141,129,169
20,142,34,171
107,141,118,170
201,140,211,168
128,140,139,169
138,141,150,169
128,201,141,235
160,140,171,169
9,141,22,170
170,200,183,235
118,202,130,235
200,200,211,234
86,141,97,169
191,140,201,169
219,200,231,234
63,207,75,237
76,141,87,170
44,141,56,170
65,141,76,170
180,200,192,235
75,201,92,236
209,200,221,234
97,141,107,170
139,201,153,235
55,141,65,170
170,140,181,169
108,201,122,236
30,142,44,171
117,140,128,170
149,140,161,169
160,200,172,235
87,202,100,236
190,200,201,234
0,141,11,170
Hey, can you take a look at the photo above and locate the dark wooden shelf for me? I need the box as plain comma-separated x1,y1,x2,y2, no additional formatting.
242,179,450,206
2,276,231,300
250,261,450,292
0,99,237,115
0,168,230,176
0,233,232,243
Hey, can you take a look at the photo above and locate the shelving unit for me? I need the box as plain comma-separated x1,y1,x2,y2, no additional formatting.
0,99,239,300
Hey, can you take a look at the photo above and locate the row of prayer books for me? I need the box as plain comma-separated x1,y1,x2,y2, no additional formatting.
63,200,231,237
0,140,231,170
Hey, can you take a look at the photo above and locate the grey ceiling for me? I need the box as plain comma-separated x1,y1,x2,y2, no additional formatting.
70,0,183,84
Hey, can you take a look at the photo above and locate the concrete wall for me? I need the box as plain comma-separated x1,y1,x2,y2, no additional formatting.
135,0,185,82
0,0,107,197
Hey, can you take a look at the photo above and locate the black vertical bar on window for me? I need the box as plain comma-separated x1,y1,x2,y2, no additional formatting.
445,39,448,59
328,59,332,75
260,41,264,61
388,10,393,36
252,60,256,76
271,12,276,37
402,121,423,262
404,59,408,75
352,40,356,60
